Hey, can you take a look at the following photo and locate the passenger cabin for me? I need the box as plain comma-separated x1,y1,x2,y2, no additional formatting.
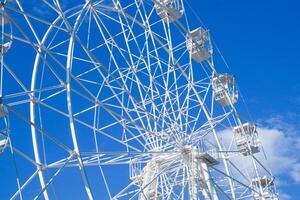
252,176,279,200
0,136,7,154
187,27,212,63
0,42,11,55
233,123,260,156
212,74,238,107
154,0,184,22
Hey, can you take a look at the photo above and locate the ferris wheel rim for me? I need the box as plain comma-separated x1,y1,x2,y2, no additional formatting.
22,1,278,199
29,2,232,199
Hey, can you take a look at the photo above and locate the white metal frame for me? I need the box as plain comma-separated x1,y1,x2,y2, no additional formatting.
0,0,279,199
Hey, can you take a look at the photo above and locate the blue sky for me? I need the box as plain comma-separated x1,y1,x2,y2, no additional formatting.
192,0,300,199
194,0,300,119
0,0,299,199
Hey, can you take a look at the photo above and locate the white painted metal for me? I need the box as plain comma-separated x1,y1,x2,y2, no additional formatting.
252,176,279,200
212,74,238,107
154,0,184,22
0,105,8,155
233,123,260,156
187,27,212,63
0,0,280,199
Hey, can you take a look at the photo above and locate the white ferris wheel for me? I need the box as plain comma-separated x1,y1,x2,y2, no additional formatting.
0,0,280,199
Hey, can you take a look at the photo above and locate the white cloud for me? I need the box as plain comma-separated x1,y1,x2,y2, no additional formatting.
257,127,298,177
290,163,300,183
210,117,300,199
256,116,300,183
280,192,292,200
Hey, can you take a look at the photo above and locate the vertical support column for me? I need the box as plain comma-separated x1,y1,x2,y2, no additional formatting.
140,160,159,200
197,160,218,200
188,155,199,200
189,148,219,200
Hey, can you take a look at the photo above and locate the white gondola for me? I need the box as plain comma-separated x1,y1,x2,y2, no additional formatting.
252,176,279,200
252,176,274,188
233,123,260,156
154,0,183,22
212,74,238,107
187,27,212,63
0,41,11,55
0,136,7,154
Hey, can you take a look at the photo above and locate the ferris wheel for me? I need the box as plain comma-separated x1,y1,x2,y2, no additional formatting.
0,0,280,199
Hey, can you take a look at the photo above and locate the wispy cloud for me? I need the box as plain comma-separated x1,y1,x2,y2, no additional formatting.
31,1,55,18
213,115,300,198
280,192,292,200
257,126,300,182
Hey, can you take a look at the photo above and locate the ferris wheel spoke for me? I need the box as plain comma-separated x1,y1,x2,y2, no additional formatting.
3,84,64,102
35,86,171,152
2,62,31,97
91,105,114,199
186,83,211,135
0,0,278,199
5,103,73,154
65,30,181,152
10,146,44,168
89,7,156,135
69,71,151,149
114,6,158,136
46,151,180,169
114,1,181,138
164,20,185,134
227,159,252,183
33,154,74,200
38,99,147,152
14,0,45,44
5,3,68,34
112,181,137,199
115,5,188,133
7,17,66,86
161,166,183,199
188,113,232,146
167,168,182,200
67,52,152,143
10,169,40,200
140,17,241,199
2,32,39,48
210,179,232,200
128,157,178,199
126,5,180,131
147,47,179,130
211,165,260,196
